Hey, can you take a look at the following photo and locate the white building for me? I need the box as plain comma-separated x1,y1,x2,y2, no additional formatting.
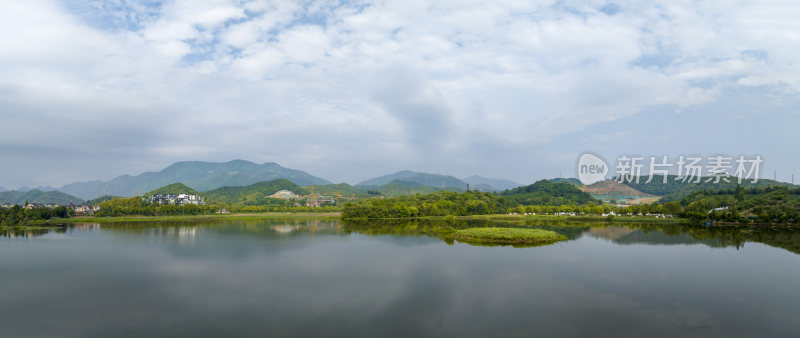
150,194,205,206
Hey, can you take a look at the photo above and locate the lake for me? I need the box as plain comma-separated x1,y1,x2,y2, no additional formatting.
2,219,800,337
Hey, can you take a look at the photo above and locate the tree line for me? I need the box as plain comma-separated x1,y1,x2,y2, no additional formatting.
342,191,518,218
1,205,71,226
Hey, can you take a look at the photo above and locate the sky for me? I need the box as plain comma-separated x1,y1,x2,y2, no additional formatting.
1,0,799,189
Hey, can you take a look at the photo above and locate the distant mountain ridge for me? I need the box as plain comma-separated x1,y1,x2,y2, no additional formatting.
0,189,84,205
12,185,56,192
357,170,467,189
462,175,521,191
59,160,331,200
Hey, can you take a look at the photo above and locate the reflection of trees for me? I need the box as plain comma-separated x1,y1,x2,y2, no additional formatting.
71,218,345,239
344,219,800,254
586,223,800,254
1,227,66,238
342,218,457,244
16,218,799,255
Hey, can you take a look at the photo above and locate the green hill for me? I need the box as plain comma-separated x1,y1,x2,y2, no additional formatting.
623,175,792,202
59,160,331,200
0,189,84,205
146,183,201,196
205,179,308,205
357,179,464,198
357,170,467,189
500,180,601,205
85,195,122,206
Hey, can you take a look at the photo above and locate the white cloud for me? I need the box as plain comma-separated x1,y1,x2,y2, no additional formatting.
0,0,799,186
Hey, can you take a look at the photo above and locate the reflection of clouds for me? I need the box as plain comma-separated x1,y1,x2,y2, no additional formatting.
143,226,200,246
270,225,298,234
587,226,635,241
72,223,101,230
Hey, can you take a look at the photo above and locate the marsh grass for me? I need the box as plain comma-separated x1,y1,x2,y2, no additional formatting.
453,227,567,245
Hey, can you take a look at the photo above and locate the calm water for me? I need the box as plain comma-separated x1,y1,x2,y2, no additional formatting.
2,219,800,337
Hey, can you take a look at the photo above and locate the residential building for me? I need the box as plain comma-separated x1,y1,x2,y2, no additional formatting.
150,194,205,206
74,204,100,216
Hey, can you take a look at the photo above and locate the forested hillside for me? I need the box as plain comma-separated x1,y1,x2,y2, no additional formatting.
501,180,601,205
679,186,800,223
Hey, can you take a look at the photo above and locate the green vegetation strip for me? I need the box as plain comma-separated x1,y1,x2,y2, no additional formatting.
453,227,567,244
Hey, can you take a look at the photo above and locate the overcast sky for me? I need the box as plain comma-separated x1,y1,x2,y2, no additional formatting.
1,0,799,189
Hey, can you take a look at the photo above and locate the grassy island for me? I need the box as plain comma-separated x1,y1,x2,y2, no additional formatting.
453,227,567,245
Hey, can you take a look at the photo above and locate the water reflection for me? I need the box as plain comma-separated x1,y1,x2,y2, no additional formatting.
3,218,800,336
4,218,800,254
1,227,65,238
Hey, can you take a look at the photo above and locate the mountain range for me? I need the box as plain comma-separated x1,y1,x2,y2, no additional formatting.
2,160,527,204
59,160,331,200
0,189,84,205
